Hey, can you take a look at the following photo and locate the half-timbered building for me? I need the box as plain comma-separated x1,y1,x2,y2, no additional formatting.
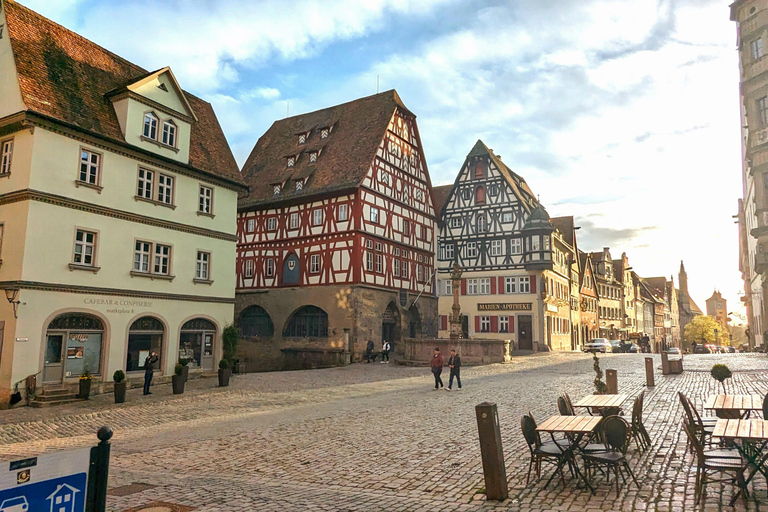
236,91,437,368
578,251,600,343
591,248,623,339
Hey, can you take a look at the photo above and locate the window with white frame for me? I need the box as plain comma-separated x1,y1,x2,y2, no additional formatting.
531,236,540,251
753,38,764,60
466,242,477,258
511,238,522,254
309,152,317,163
273,185,281,196
376,254,383,273
489,184,499,196
505,276,516,293
321,128,329,139
502,212,512,223
445,279,452,295
290,212,299,229
370,207,380,224
157,174,173,204
137,168,153,199
73,229,96,266
133,241,151,273
417,264,424,282
79,149,100,185
366,251,374,271
153,244,171,275
543,236,550,250
266,258,274,276
402,219,410,235
480,316,490,332
462,188,471,201
295,180,303,192
467,278,479,295
310,254,320,273
196,251,210,280
519,276,530,293
137,168,174,205
499,316,509,333
267,217,277,231
313,209,323,226
380,171,390,185
445,243,454,260
143,113,158,139
477,214,487,233
450,217,461,228
0,139,12,175
338,204,349,221
199,186,213,214
490,240,502,256
479,278,491,294
394,258,400,276
161,121,177,147
287,156,295,167
401,261,409,278
366,239,373,250
244,259,254,278
375,242,382,252
298,133,306,145
246,218,255,232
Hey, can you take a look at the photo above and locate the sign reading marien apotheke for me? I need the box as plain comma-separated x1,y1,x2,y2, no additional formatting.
477,303,532,311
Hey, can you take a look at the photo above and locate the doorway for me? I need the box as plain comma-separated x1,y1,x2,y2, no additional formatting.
460,315,469,338
44,314,104,383
179,318,217,371
518,315,533,350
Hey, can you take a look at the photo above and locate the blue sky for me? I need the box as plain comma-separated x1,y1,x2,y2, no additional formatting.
22,0,744,319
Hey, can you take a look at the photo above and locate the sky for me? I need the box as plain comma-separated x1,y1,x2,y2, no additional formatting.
21,0,745,321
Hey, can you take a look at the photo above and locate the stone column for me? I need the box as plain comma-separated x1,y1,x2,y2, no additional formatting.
450,264,463,341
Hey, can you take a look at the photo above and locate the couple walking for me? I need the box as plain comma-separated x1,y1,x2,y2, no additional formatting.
430,347,461,391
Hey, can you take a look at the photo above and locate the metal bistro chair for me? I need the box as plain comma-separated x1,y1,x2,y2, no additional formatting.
558,396,575,416
521,414,573,488
631,391,651,451
582,416,639,497
762,392,768,419
678,392,716,451
682,420,747,505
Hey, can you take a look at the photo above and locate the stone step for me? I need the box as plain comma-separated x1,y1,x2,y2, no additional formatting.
30,397,84,408
33,392,79,402
37,388,74,397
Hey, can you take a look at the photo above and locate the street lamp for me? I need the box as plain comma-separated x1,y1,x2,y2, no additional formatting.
4,287,20,319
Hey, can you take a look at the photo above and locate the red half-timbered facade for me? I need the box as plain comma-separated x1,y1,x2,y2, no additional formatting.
236,91,438,367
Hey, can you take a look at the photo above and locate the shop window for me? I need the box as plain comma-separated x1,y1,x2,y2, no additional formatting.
239,305,275,337
179,318,216,370
126,316,164,372
45,313,103,380
284,305,328,338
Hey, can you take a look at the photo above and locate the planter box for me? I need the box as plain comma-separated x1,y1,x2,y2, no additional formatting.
218,368,231,387
78,379,92,400
171,374,185,394
114,381,127,403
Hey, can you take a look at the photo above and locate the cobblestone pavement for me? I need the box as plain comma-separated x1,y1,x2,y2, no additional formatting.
0,352,767,511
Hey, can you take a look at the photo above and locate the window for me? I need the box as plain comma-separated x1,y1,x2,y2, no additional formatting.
502,212,513,223
79,149,100,185
479,278,491,294
519,276,530,293
394,258,400,276
450,217,461,228
366,239,374,250
309,152,317,163
466,242,477,258
758,96,768,127
143,113,158,139
313,209,323,226
381,171,390,184
287,156,295,167
0,139,12,175
284,305,328,338
73,230,96,266
366,251,374,271
543,236,550,250
267,217,277,231
476,186,486,205
505,277,516,294
509,238,521,255
375,242,382,252
290,212,300,229
489,184,499,196
474,160,485,179
273,185,281,196
531,236,540,251
445,243,454,260
158,174,173,204
491,240,502,256
310,254,320,273
196,251,210,280
499,316,509,333
376,254,383,273
266,258,274,276
298,133,306,145
321,128,329,139
244,259,254,278
477,214,487,233
137,168,153,199
480,316,490,332
246,219,255,233
467,279,478,295
462,189,471,201
338,204,349,221
752,38,764,60
153,244,171,274
295,180,304,192
401,261,409,278
403,219,410,234
370,207,380,224
445,279,453,295
199,186,213,214
162,121,176,147
417,264,424,282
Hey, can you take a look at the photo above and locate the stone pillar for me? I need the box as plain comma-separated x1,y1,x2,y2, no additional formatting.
450,264,463,341
343,328,351,364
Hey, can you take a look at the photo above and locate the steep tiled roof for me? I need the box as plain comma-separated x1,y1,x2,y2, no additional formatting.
4,0,243,186
690,298,703,314
432,184,453,219
550,216,575,246
238,90,411,208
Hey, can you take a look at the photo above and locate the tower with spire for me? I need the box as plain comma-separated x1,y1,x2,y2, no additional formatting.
677,261,702,341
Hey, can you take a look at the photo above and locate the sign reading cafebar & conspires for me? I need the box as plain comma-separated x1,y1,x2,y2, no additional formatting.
477,303,532,311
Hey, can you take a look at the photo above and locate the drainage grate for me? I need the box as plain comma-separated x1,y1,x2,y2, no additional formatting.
108,482,156,496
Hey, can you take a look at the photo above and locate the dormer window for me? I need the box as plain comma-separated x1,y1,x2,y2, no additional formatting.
162,120,177,147
296,180,303,192
287,156,295,168
321,128,329,139
298,133,307,145
273,185,281,196
309,152,317,163
143,113,158,139
381,171,390,185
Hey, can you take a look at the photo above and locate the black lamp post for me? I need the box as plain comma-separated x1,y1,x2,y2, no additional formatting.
4,287,20,319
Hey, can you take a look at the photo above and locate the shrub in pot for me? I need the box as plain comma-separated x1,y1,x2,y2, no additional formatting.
179,358,190,382
113,370,127,404
218,359,231,387
172,363,185,394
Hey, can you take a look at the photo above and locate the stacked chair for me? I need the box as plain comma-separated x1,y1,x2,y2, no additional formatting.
630,391,651,451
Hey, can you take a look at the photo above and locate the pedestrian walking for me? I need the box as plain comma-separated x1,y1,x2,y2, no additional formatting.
446,349,461,390
430,347,444,389
381,340,390,363
366,339,376,363
143,351,158,395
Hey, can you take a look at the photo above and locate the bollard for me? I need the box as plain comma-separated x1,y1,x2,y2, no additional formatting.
87,426,112,512
645,357,655,387
475,402,508,501
605,369,617,394
660,352,670,375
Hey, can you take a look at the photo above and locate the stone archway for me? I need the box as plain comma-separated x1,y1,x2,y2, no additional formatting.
408,305,422,338
382,302,401,354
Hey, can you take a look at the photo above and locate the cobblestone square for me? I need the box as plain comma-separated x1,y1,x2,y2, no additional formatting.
0,353,766,511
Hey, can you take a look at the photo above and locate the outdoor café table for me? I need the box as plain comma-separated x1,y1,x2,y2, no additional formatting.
705,395,763,419
536,415,603,493
713,418,768,504
572,394,628,416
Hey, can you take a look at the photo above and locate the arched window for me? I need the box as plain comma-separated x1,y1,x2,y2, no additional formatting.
283,306,328,338
44,313,104,382
127,316,164,372
476,214,486,233
162,120,177,147
239,306,275,337
476,186,486,205
143,113,158,139
179,318,217,370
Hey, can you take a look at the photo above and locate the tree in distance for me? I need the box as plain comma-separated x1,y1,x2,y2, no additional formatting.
684,315,730,349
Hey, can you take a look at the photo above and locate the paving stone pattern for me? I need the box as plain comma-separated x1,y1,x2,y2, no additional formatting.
0,353,766,511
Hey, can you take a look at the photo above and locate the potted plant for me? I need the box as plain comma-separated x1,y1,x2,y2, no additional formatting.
113,370,127,404
592,353,608,395
218,359,231,387
179,358,190,382
78,365,93,400
223,324,238,364
711,364,732,394
172,363,185,394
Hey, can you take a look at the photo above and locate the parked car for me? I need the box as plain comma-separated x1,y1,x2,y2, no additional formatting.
628,343,640,353
667,347,681,355
726,346,736,353
584,338,612,353
609,340,623,353
693,344,712,354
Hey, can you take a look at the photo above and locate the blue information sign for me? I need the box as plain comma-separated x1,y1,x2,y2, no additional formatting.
0,472,86,512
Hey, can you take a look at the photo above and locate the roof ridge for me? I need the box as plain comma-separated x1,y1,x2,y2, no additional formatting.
274,89,401,124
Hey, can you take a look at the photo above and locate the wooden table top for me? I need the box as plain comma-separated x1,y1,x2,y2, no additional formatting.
573,394,628,409
705,395,764,411
713,419,768,440
536,415,603,434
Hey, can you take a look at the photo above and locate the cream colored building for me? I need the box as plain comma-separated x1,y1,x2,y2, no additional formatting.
0,0,245,404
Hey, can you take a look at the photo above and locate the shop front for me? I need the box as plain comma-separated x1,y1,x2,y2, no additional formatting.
178,318,217,371
43,313,104,383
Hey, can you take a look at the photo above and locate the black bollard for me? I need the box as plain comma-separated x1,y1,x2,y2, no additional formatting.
87,426,112,512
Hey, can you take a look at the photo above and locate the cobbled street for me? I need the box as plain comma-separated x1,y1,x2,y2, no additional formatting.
1,353,767,511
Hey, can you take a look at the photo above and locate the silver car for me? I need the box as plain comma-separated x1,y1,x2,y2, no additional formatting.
584,338,612,353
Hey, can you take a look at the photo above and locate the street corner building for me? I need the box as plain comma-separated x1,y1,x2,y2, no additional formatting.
0,0,246,405
433,140,584,352
235,90,438,370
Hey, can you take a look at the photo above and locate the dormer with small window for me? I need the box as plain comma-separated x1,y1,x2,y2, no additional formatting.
308,151,318,163
107,67,195,164
297,131,311,145
286,155,297,168
319,125,333,139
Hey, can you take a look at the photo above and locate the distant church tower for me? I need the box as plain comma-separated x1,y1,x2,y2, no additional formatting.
678,261,700,340
706,290,728,332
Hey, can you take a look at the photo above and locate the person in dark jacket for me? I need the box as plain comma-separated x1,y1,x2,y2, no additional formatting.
143,351,158,395
366,340,376,363
446,349,461,390
430,347,444,389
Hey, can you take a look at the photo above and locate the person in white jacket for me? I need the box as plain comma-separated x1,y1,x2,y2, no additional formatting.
381,340,391,363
